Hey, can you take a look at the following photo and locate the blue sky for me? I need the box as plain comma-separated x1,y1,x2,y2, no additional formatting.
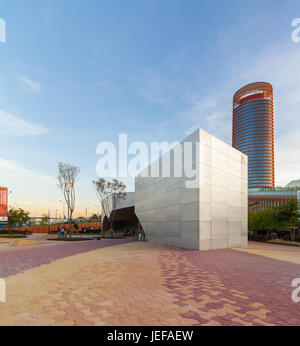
1,0,300,216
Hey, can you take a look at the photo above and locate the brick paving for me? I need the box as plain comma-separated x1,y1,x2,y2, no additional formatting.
0,241,299,326
0,238,134,278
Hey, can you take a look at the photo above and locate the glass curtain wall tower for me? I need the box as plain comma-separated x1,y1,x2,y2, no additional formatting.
232,82,274,188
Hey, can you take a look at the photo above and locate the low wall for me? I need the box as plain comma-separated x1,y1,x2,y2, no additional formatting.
2,222,102,234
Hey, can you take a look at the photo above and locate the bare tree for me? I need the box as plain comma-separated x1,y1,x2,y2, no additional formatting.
57,162,80,238
93,178,126,237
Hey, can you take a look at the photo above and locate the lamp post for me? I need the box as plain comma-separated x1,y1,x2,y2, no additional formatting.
8,191,12,210
48,208,50,235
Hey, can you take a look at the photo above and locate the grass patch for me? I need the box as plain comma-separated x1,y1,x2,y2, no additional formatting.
267,239,300,247
0,234,26,239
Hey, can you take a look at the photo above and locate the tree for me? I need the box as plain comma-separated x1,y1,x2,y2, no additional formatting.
40,215,50,225
248,209,277,234
92,178,126,237
248,200,300,241
57,162,80,238
8,208,30,229
276,200,300,241
73,222,79,232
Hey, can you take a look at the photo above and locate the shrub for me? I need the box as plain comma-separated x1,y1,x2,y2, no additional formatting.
0,234,26,239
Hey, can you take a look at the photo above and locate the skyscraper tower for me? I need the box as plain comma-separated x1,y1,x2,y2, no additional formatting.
232,82,274,188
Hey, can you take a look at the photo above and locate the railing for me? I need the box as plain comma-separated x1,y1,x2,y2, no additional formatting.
0,221,102,234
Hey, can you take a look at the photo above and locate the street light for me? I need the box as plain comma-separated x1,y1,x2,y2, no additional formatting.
8,191,12,210
48,208,51,234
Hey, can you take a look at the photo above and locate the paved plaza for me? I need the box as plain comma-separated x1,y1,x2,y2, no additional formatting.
0,239,299,326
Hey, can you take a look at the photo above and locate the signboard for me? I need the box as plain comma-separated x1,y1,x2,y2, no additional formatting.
0,187,8,222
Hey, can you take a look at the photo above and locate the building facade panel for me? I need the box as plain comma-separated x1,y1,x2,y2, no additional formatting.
135,129,248,250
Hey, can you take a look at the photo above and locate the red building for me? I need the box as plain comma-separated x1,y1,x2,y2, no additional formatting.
0,187,8,225
248,187,300,213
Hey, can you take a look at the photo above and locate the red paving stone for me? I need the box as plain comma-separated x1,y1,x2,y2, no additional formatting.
0,241,299,326
0,238,135,278
158,245,300,325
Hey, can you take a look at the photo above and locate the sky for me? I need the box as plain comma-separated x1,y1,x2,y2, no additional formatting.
0,0,300,217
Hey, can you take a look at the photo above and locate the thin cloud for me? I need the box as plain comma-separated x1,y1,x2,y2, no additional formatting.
0,158,55,184
19,76,41,92
131,68,176,105
96,80,119,92
183,96,232,143
0,110,48,136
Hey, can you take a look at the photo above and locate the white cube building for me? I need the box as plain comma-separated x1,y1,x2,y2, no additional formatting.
135,128,248,250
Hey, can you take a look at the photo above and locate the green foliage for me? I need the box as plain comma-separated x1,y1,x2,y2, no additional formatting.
40,215,50,225
249,208,277,232
0,234,26,239
7,208,30,228
249,200,300,233
276,200,300,230
267,239,300,247
73,222,79,230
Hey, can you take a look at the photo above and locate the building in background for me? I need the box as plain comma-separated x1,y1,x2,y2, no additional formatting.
233,82,274,188
248,187,300,213
0,187,8,228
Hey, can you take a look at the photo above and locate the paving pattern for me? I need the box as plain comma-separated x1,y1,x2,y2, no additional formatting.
0,239,49,247
0,238,134,278
0,241,299,326
235,241,300,265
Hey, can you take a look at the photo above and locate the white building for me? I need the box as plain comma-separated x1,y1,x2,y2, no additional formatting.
135,128,248,250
